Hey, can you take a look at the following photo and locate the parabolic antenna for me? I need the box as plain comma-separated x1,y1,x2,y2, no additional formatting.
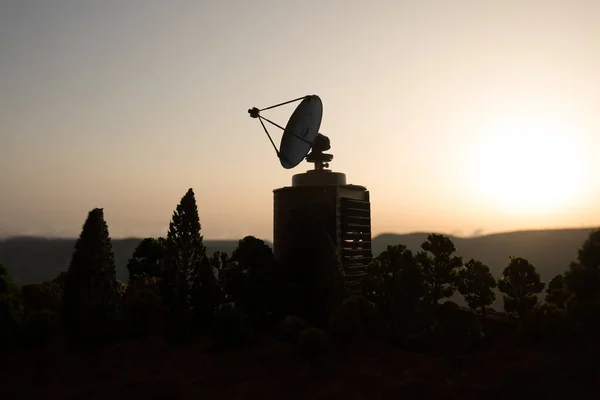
248,95,333,170
280,96,322,168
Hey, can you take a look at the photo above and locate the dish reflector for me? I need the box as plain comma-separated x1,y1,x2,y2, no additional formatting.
279,95,323,169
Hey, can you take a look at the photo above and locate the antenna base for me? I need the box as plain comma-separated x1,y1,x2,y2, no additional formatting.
305,133,333,170
306,152,333,170
291,170,347,186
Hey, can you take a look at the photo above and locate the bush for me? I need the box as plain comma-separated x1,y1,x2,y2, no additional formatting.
298,327,328,358
329,297,364,344
481,311,516,340
43,281,64,303
328,296,384,346
435,305,484,353
278,315,308,342
441,301,459,309
122,287,168,338
354,296,384,340
0,269,22,348
21,309,60,346
524,303,571,342
0,298,20,348
21,284,59,315
211,302,254,350
565,300,600,336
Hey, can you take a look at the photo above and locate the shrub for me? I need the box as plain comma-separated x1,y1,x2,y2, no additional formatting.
122,287,168,338
329,296,384,346
481,311,516,340
278,315,308,342
43,281,64,304
298,327,328,358
435,305,484,353
211,302,254,350
524,303,570,342
0,268,22,348
42,271,68,303
354,296,385,339
329,297,364,344
441,301,459,309
564,300,600,336
0,298,20,348
21,284,59,316
21,309,60,346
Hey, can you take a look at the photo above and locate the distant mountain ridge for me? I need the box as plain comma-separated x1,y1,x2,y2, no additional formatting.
0,237,252,285
0,223,19,239
372,228,596,308
1,228,596,309
373,227,595,276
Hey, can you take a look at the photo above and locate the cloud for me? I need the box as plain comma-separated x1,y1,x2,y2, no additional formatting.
470,228,484,237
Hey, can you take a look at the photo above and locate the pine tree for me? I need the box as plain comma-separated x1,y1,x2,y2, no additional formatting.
564,229,600,306
227,236,279,323
498,257,545,319
416,234,463,306
563,229,600,330
62,208,118,345
127,237,166,285
456,259,497,318
364,244,429,340
545,274,569,309
161,188,206,337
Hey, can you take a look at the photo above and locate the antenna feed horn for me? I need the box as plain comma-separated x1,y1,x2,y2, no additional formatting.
248,107,260,118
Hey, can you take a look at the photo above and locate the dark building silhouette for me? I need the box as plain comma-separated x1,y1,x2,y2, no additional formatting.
273,169,372,293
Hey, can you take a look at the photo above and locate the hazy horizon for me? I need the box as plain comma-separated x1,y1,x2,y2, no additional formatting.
0,222,596,242
2,0,600,241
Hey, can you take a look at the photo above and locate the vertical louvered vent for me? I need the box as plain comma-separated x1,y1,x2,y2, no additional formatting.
339,197,372,294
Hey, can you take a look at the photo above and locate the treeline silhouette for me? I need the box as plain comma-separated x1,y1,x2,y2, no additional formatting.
2,228,595,307
1,187,600,397
0,189,600,352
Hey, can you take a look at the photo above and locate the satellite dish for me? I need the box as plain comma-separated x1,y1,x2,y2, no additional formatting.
280,95,322,168
248,95,333,170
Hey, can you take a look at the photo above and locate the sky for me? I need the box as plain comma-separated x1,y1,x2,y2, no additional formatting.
1,0,599,240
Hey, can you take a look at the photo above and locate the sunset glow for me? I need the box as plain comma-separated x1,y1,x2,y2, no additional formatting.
471,113,588,214
1,0,599,239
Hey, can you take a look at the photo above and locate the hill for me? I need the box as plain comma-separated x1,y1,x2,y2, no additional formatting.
0,237,245,285
373,228,593,281
0,227,596,309
374,228,596,308
0,223,18,239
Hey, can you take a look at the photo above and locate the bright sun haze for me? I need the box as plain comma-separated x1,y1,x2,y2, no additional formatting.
0,0,599,240
470,111,590,214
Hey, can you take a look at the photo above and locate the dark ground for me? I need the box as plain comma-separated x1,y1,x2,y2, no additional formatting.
2,335,598,399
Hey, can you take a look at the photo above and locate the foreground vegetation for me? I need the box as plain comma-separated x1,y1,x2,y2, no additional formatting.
1,188,600,398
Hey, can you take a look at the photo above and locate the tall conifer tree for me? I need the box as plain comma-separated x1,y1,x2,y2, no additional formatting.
161,189,206,335
62,208,118,344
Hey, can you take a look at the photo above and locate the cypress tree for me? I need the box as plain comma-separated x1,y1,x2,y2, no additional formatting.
161,188,206,337
62,208,118,345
